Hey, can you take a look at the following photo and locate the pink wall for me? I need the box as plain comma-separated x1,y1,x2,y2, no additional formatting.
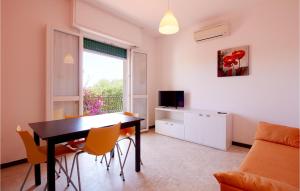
0,0,2,163
74,0,142,46
1,0,74,163
157,0,299,144
1,0,158,163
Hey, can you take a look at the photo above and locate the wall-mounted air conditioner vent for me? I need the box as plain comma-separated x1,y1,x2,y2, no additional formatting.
194,23,229,42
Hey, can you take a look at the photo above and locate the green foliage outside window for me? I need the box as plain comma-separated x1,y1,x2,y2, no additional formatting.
83,79,123,115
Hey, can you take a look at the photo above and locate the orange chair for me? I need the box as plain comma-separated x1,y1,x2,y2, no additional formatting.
117,112,143,168
69,123,123,191
100,112,143,169
16,126,77,190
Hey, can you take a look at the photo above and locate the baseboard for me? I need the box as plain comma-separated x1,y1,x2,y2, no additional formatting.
232,141,252,149
149,125,155,129
0,158,27,169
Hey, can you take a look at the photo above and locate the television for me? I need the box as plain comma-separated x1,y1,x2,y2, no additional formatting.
159,91,184,108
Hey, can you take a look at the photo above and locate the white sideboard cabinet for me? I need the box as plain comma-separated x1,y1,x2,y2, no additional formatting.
155,107,232,150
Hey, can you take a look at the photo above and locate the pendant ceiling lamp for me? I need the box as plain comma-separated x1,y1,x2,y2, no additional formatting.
159,0,179,35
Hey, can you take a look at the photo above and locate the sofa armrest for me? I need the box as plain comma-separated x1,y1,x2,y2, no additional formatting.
256,121,299,148
214,171,298,191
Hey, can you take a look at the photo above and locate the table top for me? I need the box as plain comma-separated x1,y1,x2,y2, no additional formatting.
29,113,143,140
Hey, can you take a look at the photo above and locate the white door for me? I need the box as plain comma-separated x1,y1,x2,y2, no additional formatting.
46,26,82,120
131,51,148,131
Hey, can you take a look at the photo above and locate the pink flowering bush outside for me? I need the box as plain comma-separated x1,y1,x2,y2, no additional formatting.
83,89,104,115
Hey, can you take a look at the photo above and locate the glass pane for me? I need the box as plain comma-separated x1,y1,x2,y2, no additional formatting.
53,30,79,96
83,50,124,115
132,52,147,95
133,98,147,130
53,101,79,120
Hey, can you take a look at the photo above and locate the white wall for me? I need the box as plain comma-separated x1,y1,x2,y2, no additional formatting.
157,0,299,144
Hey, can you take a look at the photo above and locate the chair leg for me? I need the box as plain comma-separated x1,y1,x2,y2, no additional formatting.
68,153,77,187
116,143,123,155
58,156,63,173
116,144,125,181
55,169,60,178
103,154,109,171
95,156,97,161
75,154,82,191
55,158,78,191
20,164,33,191
63,155,68,185
121,139,132,170
100,155,104,163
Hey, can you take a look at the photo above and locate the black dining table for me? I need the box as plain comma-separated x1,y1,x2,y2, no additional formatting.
29,113,144,191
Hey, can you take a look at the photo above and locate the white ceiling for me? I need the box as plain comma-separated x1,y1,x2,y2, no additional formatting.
87,0,260,36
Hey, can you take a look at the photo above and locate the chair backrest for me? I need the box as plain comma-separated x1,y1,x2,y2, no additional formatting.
120,112,137,136
16,129,46,164
83,123,121,156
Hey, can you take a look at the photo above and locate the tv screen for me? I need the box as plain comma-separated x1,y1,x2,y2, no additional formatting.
159,91,184,108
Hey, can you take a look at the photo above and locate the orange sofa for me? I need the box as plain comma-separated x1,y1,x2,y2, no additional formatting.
214,122,299,191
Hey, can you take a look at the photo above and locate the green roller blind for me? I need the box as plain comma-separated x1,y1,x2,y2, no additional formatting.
83,38,127,59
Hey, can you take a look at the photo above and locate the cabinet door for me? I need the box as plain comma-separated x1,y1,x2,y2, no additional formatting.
155,120,169,135
184,113,203,144
202,114,226,150
168,122,184,140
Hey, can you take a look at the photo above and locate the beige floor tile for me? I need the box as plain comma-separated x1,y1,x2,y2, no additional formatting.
1,129,248,191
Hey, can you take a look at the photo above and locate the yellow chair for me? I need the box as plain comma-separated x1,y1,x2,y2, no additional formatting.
69,123,123,191
118,112,143,168
16,127,77,190
100,112,143,169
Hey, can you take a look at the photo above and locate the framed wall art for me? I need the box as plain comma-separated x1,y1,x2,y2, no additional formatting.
218,46,249,77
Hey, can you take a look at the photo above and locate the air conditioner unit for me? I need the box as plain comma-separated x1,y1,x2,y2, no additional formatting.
194,23,229,42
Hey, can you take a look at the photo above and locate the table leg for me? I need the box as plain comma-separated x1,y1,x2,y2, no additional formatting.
47,140,56,191
33,132,41,186
135,121,141,172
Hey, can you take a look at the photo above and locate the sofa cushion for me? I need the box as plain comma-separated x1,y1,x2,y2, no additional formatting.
214,171,298,191
256,122,299,148
240,140,299,187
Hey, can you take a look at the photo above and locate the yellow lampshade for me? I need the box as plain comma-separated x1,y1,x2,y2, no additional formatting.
159,10,179,35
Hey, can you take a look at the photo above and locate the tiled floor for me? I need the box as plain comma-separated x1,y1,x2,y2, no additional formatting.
1,130,249,191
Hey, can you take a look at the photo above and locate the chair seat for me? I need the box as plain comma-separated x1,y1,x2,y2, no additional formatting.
38,144,75,157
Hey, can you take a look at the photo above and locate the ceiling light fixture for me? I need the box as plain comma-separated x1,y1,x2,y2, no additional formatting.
159,0,179,35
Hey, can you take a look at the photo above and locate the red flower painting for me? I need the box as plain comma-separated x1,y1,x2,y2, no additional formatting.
218,46,249,77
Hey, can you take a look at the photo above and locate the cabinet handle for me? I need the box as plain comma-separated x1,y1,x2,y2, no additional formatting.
206,114,210,117
199,114,203,117
170,123,173,126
